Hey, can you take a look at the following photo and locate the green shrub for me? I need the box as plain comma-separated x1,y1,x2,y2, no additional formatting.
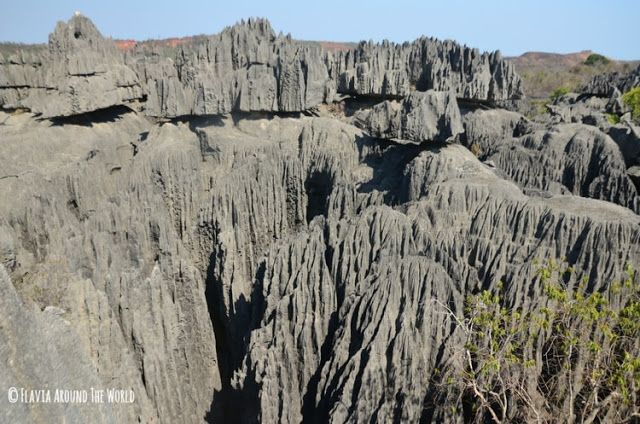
437,260,640,423
549,86,570,102
606,113,621,125
584,53,610,66
622,87,640,119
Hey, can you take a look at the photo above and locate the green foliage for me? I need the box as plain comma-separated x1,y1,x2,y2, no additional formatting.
524,99,549,120
549,86,570,102
622,87,640,119
584,53,610,66
606,113,621,125
442,260,640,423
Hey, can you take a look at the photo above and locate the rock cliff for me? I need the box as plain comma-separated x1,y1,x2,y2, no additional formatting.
1,15,523,119
0,15,143,118
0,14,638,424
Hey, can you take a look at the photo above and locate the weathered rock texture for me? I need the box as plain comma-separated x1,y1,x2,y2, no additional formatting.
463,109,640,213
538,63,640,176
0,110,219,424
332,39,523,101
0,15,523,119
0,265,126,424
0,16,143,118
129,18,333,117
354,90,463,143
541,64,640,140
0,14,638,424
582,63,640,97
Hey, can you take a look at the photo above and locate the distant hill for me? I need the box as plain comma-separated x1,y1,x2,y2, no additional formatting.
507,50,639,98
508,50,594,71
312,41,356,53
110,36,357,62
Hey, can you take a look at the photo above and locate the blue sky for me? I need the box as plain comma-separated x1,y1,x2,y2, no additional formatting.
0,0,638,59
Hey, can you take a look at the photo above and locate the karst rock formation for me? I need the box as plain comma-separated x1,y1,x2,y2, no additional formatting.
0,15,639,424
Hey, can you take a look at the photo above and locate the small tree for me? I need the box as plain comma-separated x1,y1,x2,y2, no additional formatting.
584,54,610,67
437,260,640,423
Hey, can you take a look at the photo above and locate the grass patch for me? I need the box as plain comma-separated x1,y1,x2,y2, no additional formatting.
622,87,640,119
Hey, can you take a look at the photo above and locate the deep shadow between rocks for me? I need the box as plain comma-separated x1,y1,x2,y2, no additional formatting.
355,135,425,205
48,104,135,127
300,310,340,424
305,170,334,223
204,249,266,423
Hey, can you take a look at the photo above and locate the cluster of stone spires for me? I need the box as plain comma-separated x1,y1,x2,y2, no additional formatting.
0,14,524,119
2,13,640,424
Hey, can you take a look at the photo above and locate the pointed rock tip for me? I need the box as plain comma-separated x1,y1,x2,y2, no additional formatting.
51,13,103,42
223,17,275,39
48,13,112,53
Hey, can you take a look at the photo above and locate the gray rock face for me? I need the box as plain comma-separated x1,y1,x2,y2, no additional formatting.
540,66,640,172
463,109,640,213
131,18,333,117
1,101,639,423
332,39,523,101
354,90,463,143
0,226,15,271
0,15,522,119
461,107,525,146
629,165,640,190
608,121,640,167
0,15,143,118
556,64,640,121
582,63,640,97
0,110,219,424
547,93,611,125
0,265,126,424
1,13,638,424
307,144,639,423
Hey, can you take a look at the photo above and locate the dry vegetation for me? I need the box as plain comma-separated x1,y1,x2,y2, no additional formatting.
508,51,639,99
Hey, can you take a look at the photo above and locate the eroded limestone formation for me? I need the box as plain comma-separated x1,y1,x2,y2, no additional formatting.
0,14,638,424
1,15,523,119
